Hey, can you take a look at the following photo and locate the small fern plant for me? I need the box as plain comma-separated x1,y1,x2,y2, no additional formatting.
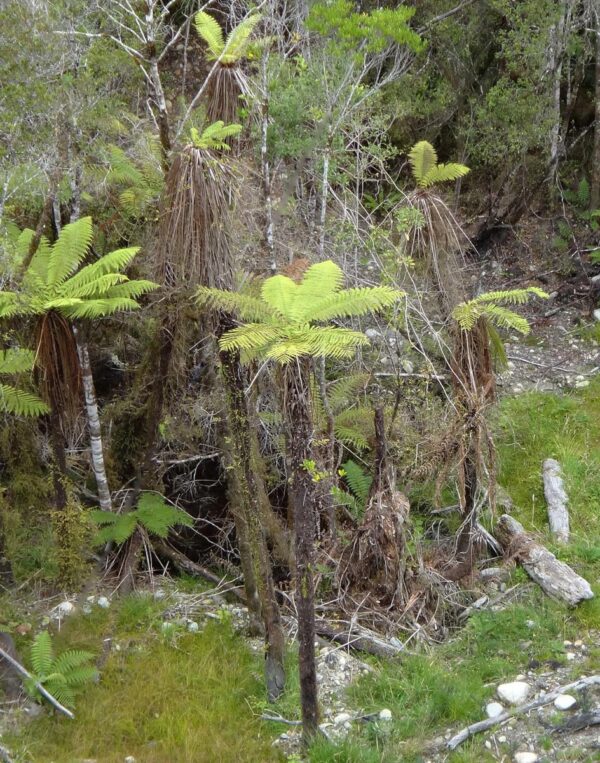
195,11,262,65
190,121,243,151
0,348,48,416
91,492,194,546
408,140,470,189
452,287,548,335
332,459,372,520
27,631,97,709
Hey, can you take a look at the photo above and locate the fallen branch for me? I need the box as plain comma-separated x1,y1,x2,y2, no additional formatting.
314,619,409,659
154,542,246,602
0,646,74,719
447,674,600,750
495,514,593,605
543,458,569,543
552,710,600,734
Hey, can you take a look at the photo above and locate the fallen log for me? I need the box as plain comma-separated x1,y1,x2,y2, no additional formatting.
446,674,600,750
314,619,409,660
543,458,570,543
495,515,593,606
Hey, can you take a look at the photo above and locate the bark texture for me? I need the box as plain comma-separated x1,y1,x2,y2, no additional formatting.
542,458,569,543
284,359,319,741
495,514,593,605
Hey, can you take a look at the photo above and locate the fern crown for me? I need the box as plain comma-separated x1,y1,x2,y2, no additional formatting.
452,287,549,335
190,121,242,151
91,491,194,545
195,11,261,65
196,260,403,364
409,141,470,189
0,217,158,322
0,348,49,417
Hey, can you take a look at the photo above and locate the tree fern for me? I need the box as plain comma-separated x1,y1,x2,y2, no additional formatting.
195,11,261,65
198,261,402,365
27,631,97,709
452,287,548,334
91,491,194,546
409,140,470,189
342,459,372,505
0,217,157,412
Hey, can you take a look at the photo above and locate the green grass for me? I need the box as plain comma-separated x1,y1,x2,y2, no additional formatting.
308,382,600,761
5,594,281,763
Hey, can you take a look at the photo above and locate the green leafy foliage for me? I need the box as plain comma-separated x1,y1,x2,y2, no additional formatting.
27,631,97,709
0,217,157,322
195,11,262,65
190,121,242,151
408,141,470,189
452,287,548,335
90,492,194,546
0,348,48,416
197,261,403,364
106,143,163,217
332,458,373,519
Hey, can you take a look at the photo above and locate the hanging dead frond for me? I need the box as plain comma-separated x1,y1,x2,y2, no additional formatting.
35,311,81,420
206,67,249,136
154,145,238,289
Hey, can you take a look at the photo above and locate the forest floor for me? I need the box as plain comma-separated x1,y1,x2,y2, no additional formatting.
2,377,599,762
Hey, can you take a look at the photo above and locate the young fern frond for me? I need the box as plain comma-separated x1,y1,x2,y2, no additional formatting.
31,631,54,677
0,349,49,416
342,459,372,505
196,287,274,322
190,121,242,151
306,286,401,322
194,11,226,58
223,14,262,62
409,140,470,189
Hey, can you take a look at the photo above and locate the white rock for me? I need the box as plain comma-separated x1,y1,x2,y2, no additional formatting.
124,758,136,763
497,681,531,705
498,735,507,743
334,712,351,725
97,596,110,609
365,329,381,340
153,589,166,600
514,753,538,763
378,708,392,721
554,694,576,710
593,309,600,322
486,702,505,719
566,652,576,661
56,601,76,616
187,621,199,633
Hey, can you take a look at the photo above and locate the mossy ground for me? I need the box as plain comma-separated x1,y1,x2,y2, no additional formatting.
3,384,600,762
3,593,281,763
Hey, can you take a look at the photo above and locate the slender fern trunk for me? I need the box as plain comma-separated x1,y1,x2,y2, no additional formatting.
591,7,600,210
283,358,319,741
73,327,112,512
221,344,286,699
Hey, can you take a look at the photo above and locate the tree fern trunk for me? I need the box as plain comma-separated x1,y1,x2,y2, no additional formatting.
591,5,600,209
284,358,319,741
220,337,286,699
73,328,112,512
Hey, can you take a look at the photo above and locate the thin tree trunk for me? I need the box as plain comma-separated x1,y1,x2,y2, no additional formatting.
260,49,276,272
317,129,333,258
284,358,319,742
591,9,600,209
221,344,286,700
48,408,68,510
73,327,112,512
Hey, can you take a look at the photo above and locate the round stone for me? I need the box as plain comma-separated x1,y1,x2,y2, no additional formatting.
486,701,505,719
554,694,576,710
378,708,392,721
497,681,531,705
97,596,110,609
513,753,538,763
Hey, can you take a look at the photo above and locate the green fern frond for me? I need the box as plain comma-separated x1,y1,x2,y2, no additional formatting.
222,14,262,63
409,141,438,185
452,287,548,333
469,287,548,306
409,140,469,188
261,275,299,319
52,650,95,677
0,348,36,375
190,121,242,151
219,324,284,354
195,11,225,58
421,163,470,188
196,287,274,322
0,384,49,416
295,261,344,307
306,286,402,322
484,305,531,335
31,632,54,677
47,217,94,287
61,296,143,320
334,406,373,449
342,459,372,504
136,492,194,538
328,373,370,411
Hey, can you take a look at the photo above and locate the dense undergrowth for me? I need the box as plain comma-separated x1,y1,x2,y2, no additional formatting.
4,383,599,762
